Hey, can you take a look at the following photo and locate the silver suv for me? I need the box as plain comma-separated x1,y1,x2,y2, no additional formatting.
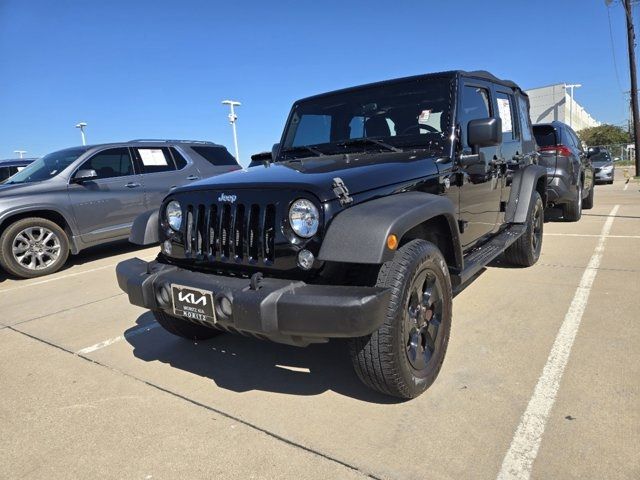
0,140,240,278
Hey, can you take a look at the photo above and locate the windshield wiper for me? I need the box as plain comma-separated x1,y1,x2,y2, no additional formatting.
337,138,402,153
280,145,325,159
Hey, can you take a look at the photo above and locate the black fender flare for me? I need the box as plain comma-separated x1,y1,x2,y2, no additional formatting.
129,209,160,245
505,164,547,223
318,192,462,267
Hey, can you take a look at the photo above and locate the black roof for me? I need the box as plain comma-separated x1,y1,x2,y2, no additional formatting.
297,70,523,103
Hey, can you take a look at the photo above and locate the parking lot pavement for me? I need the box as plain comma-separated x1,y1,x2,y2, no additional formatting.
1,177,638,480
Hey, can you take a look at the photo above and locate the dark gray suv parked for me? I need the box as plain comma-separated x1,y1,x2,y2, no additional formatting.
0,140,239,278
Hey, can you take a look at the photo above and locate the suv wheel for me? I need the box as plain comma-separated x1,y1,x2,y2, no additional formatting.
504,191,544,267
583,183,595,210
0,218,70,279
563,182,582,221
348,240,452,399
153,310,222,341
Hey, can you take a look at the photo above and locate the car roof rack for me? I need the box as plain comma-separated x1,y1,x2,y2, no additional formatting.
128,139,217,145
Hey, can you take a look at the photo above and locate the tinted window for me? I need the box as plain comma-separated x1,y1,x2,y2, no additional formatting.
496,92,518,141
82,148,134,179
6,147,88,184
0,167,11,182
170,147,188,169
460,85,491,148
135,147,175,173
518,96,533,141
292,114,332,146
191,146,239,166
533,126,557,148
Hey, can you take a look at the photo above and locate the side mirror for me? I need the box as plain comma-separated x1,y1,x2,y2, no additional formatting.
271,143,280,162
72,169,98,183
468,117,502,151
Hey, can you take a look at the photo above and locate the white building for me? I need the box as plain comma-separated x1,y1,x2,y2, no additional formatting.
525,84,599,132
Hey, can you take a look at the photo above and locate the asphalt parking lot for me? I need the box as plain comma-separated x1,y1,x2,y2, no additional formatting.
1,171,638,480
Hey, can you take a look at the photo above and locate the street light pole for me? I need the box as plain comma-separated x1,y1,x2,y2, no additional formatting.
13,150,27,159
75,122,87,146
222,100,241,162
623,0,640,174
565,84,582,129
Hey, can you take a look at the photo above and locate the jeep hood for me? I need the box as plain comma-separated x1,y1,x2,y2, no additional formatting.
176,151,442,202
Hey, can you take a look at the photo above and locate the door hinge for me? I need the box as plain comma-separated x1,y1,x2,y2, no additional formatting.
458,220,467,234
332,177,354,206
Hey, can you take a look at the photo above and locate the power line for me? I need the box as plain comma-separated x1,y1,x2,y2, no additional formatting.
607,4,626,93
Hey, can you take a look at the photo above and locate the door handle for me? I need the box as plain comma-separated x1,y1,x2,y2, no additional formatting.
186,175,200,181
125,182,141,188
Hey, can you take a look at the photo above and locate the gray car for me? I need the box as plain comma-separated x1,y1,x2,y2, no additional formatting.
0,140,240,278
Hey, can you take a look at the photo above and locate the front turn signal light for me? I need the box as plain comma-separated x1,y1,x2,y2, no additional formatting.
387,234,398,250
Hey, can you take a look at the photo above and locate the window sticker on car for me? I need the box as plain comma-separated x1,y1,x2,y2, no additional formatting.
418,109,432,124
497,98,513,133
138,149,168,166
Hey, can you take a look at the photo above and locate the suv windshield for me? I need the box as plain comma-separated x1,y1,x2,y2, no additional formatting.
280,76,453,158
4,147,88,184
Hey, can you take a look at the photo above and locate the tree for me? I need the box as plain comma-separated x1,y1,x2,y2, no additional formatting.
577,124,630,146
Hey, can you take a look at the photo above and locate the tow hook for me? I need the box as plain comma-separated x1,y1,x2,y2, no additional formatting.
250,272,264,290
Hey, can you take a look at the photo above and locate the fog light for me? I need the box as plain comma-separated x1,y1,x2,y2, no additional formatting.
297,249,315,270
218,295,233,317
163,240,172,255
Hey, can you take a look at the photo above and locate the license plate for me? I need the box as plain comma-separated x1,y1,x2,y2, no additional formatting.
171,284,216,323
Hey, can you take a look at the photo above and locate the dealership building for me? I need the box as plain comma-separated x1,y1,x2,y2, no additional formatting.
525,83,599,131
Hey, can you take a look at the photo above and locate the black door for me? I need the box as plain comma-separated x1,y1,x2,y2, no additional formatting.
457,82,502,248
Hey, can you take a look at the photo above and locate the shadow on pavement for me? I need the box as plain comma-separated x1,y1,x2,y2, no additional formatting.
126,312,402,404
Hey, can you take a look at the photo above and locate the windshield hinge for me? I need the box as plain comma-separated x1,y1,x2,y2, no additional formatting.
332,177,353,206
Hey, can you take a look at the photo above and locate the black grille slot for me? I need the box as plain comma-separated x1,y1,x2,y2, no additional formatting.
248,204,260,261
220,204,232,259
263,204,276,263
185,207,194,254
233,204,245,260
207,205,218,257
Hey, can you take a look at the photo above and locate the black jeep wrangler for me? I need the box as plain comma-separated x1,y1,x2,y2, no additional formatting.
117,70,546,399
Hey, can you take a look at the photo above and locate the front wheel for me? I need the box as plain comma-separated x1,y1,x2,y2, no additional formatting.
0,217,70,278
348,240,452,399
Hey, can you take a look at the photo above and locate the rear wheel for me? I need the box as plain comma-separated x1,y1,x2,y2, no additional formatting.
563,182,582,222
504,191,544,267
153,310,222,341
583,183,594,210
0,217,69,278
348,240,452,399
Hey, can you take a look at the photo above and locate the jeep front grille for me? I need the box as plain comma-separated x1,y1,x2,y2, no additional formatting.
182,202,276,264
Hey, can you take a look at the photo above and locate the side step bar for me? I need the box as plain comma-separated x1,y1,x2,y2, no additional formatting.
451,224,527,289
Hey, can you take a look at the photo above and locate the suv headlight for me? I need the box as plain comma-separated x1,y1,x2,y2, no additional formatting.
289,198,319,238
166,200,182,231
602,164,614,172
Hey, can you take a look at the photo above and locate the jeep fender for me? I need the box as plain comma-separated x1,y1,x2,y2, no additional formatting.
505,164,547,224
130,209,160,245
318,192,462,267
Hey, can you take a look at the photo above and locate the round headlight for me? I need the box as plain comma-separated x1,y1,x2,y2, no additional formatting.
289,199,319,238
166,200,182,231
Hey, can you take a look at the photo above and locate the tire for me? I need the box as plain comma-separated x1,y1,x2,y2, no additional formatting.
153,310,222,341
504,191,544,267
583,183,594,210
563,182,582,222
348,240,452,399
0,217,70,279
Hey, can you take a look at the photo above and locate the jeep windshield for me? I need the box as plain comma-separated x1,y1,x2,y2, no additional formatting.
280,76,453,159
4,147,89,184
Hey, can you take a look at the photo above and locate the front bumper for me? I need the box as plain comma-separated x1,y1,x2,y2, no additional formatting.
116,258,391,345
595,168,614,182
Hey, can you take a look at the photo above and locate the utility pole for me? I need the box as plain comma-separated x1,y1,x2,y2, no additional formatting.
13,150,27,159
565,84,582,128
624,0,640,173
222,100,241,163
75,122,87,146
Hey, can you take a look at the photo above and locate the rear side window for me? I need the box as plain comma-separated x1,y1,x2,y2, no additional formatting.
191,146,239,166
533,126,557,148
517,96,533,142
496,92,518,141
81,148,134,179
135,147,176,173
460,85,491,148
170,147,188,170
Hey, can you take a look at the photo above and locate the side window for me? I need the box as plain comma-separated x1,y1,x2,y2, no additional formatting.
460,85,491,148
517,96,533,142
349,116,365,139
191,146,239,166
0,167,10,182
496,92,518,141
170,147,188,169
136,147,175,174
81,148,134,180
292,114,331,146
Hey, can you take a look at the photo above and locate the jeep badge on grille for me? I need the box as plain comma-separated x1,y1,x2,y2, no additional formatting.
218,193,237,203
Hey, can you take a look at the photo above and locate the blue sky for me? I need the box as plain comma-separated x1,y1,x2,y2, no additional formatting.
0,0,636,165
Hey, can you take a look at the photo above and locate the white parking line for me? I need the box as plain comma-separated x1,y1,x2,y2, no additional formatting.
545,233,640,239
497,204,620,480
76,322,161,355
